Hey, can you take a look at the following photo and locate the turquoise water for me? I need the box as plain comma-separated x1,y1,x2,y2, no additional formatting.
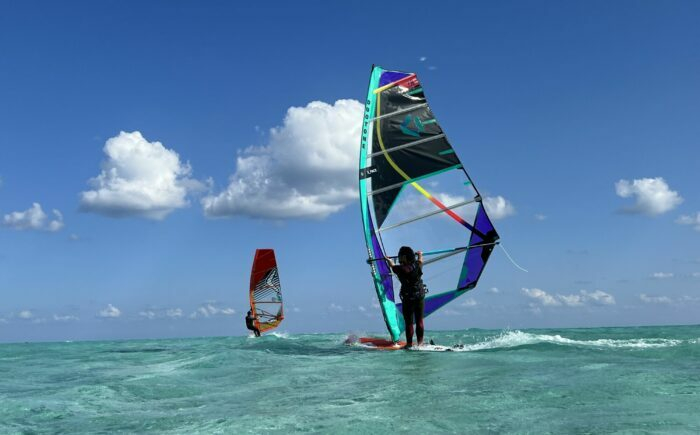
1,325,699,433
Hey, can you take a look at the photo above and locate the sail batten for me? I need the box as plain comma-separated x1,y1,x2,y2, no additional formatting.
359,65,499,342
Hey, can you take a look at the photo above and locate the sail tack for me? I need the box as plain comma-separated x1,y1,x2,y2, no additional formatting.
249,249,284,333
359,66,499,342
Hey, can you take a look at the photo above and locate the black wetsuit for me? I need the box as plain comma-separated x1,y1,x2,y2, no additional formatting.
391,261,426,347
245,314,261,337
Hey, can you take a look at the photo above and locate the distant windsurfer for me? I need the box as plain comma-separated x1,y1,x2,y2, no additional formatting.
386,246,426,349
245,310,261,337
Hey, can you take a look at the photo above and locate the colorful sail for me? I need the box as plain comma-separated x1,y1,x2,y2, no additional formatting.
359,66,500,342
249,249,284,333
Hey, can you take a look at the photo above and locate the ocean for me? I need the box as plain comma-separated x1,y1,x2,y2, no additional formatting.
1,325,699,433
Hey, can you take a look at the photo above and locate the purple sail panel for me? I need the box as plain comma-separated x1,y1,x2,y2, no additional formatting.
458,204,499,289
423,290,460,318
379,71,411,87
368,205,395,302
459,245,485,289
474,202,497,241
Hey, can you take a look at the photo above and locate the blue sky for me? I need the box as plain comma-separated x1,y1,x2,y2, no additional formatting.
1,1,698,342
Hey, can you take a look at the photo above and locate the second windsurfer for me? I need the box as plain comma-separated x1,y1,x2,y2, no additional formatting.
245,310,261,337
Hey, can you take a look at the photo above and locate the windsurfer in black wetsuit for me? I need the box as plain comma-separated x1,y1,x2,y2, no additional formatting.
245,310,261,337
386,246,426,349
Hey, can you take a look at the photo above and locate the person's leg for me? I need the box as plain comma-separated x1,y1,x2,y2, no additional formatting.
402,300,415,347
254,328,261,337
415,298,425,346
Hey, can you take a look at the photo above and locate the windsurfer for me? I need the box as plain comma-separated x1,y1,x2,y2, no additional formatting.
245,310,261,337
386,246,426,349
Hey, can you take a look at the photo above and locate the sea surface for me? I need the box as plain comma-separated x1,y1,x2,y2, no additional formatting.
1,325,699,433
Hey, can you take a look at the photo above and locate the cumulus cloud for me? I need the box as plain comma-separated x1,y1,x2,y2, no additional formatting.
581,290,616,305
202,100,363,220
189,302,236,319
3,203,64,231
640,293,672,304
139,310,157,320
676,213,700,231
98,304,121,318
483,196,515,219
166,308,183,318
80,131,205,220
53,314,79,322
18,310,34,319
419,56,427,62
489,287,500,294
615,177,683,216
534,213,547,221
651,272,674,279
522,288,561,306
522,288,615,307
328,303,345,312
461,298,478,307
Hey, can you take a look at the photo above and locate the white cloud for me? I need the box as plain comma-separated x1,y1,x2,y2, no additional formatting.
461,298,478,307
189,303,235,319
428,66,437,71
98,304,121,318
202,100,363,220
0,318,7,324
640,293,672,304
329,303,345,312
3,203,63,231
166,308,183,318
80,131,205,220
489,287,500,294
558,294,584,307
534,213,547,221
53,314,79,322
291,306,301,313
615,177,683,216
358,305,366,312
139,310,157,320
69,233,80,241
651,272,674,279
483,196,515,219
18,310,33,319
419,56,427,62
522,288,561,306
522,288,615,307
581,290,615,305
692,272,700,278
676,213,700,231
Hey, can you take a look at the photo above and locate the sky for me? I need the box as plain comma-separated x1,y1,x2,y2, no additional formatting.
0,1,698,343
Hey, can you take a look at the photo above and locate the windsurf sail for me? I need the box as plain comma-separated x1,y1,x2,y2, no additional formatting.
359,65,500,342
249,249,284,333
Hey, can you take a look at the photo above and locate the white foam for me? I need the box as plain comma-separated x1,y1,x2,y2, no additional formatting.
269,331,296,340
421,330,684,352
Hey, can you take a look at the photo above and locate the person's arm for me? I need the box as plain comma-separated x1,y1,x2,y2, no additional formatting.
385,257,395,268
416,251,423,266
